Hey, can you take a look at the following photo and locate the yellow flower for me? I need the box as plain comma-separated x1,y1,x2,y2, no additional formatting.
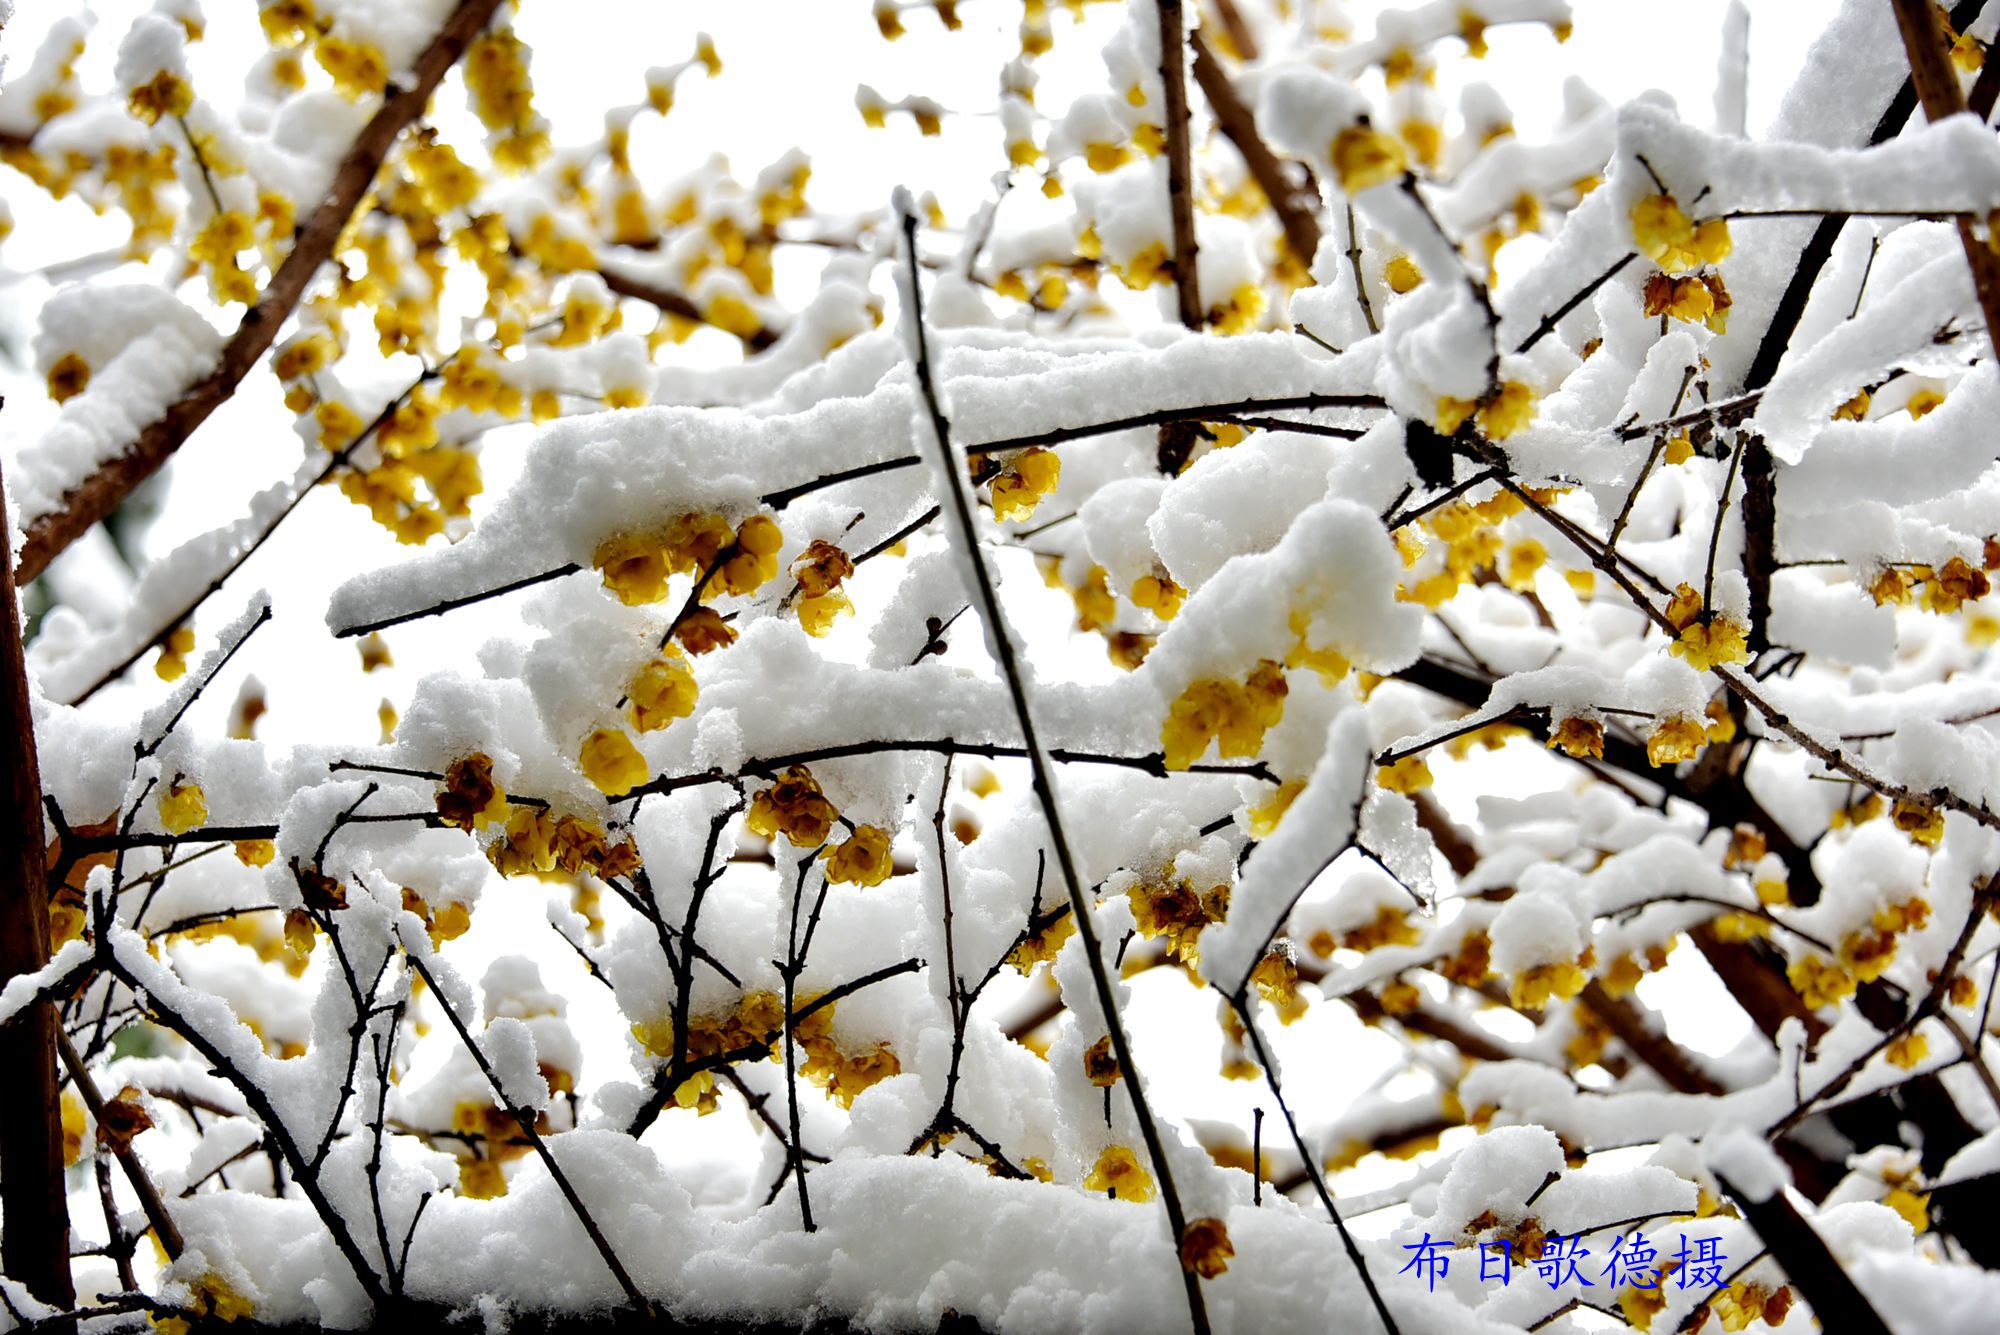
990,447,1061,523
594,533,670,605
798,589,854,637
746,767,841,847
1248,779,1304,837
314,399,363,451
47,352,89,403
628,655,698,732
1547,716,1604,759
718,514,784,595
459,1157,507,1198
316,35,388,100
1907,388,1945,419
1630,195,1727,274
1384,254,1423,293
1920,556,1989,613
155,625,196,681
1885,1031,1929,1070
159,783,207,836
676,608,738,655
1663,432,1695,465
579,728,649,796
1892,797,1945,847
1645,717,1708,766
437,753,509,831
1180,1217,1234,1279
1130,573,1184,620
1084,1145,1157,1202
822,824,894,886
1331,125,1407,194
1511,954,1591,1010
1162,662,1287,770
1788,955,1856,1008
1474,382,1537,439
1376,755,1433,794
127,70,193,125
1669,616,1750,671
1884,1185,1930,1233
225,838,276,870
1252,949,1309,1023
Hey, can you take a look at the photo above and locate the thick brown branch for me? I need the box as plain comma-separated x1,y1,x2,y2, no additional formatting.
1157,1,1203,329
1889,0,2000,366
0,460,73,1308
1189,29,1322,273
13,0,507,585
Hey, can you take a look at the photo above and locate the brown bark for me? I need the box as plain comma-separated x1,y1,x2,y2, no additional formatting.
0,458,74,1309
1189,29,1323,273
1156,0,1203,330
1889,0,2000,367
13,0,507,587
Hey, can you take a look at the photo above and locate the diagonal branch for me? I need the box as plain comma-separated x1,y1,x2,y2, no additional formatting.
1189,29,1323,276
895,201,1211,1335
12,0,507,586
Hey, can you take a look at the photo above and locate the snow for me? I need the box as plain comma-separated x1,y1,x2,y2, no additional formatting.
13,284,224,542
11,2,2000,1331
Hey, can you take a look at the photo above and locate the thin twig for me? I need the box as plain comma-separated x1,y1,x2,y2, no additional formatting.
896,203,1212,1335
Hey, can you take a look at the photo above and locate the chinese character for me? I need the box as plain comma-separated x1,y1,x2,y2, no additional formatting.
1536,1233,1594,1290
1602,1231,1662,1289
1399,1232,1451,1292
1479,1239,1512,1286
1675,1234,1728,1288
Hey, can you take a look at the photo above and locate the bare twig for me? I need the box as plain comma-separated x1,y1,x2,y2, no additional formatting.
897,203,1211,1335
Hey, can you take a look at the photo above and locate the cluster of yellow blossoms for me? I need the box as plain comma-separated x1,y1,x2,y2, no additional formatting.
1787,895,1931,1008
1869,554,1993,615
1309,906,1422,961
1161,661,1288,770
1436,380,1538,441
1510,947,1595,1011
464,27,552,171
1395,487,1567,610
436,751,640,874
1127,877,1229,966
633,991,898,1113
593,514,784,606
1662,583,1750,672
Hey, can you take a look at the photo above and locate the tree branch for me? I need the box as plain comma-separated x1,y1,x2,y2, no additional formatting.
1888,0,2000,367
0,458,74,1310
1157,1,1203,329
12,0,507,585
1189,28,1322,274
